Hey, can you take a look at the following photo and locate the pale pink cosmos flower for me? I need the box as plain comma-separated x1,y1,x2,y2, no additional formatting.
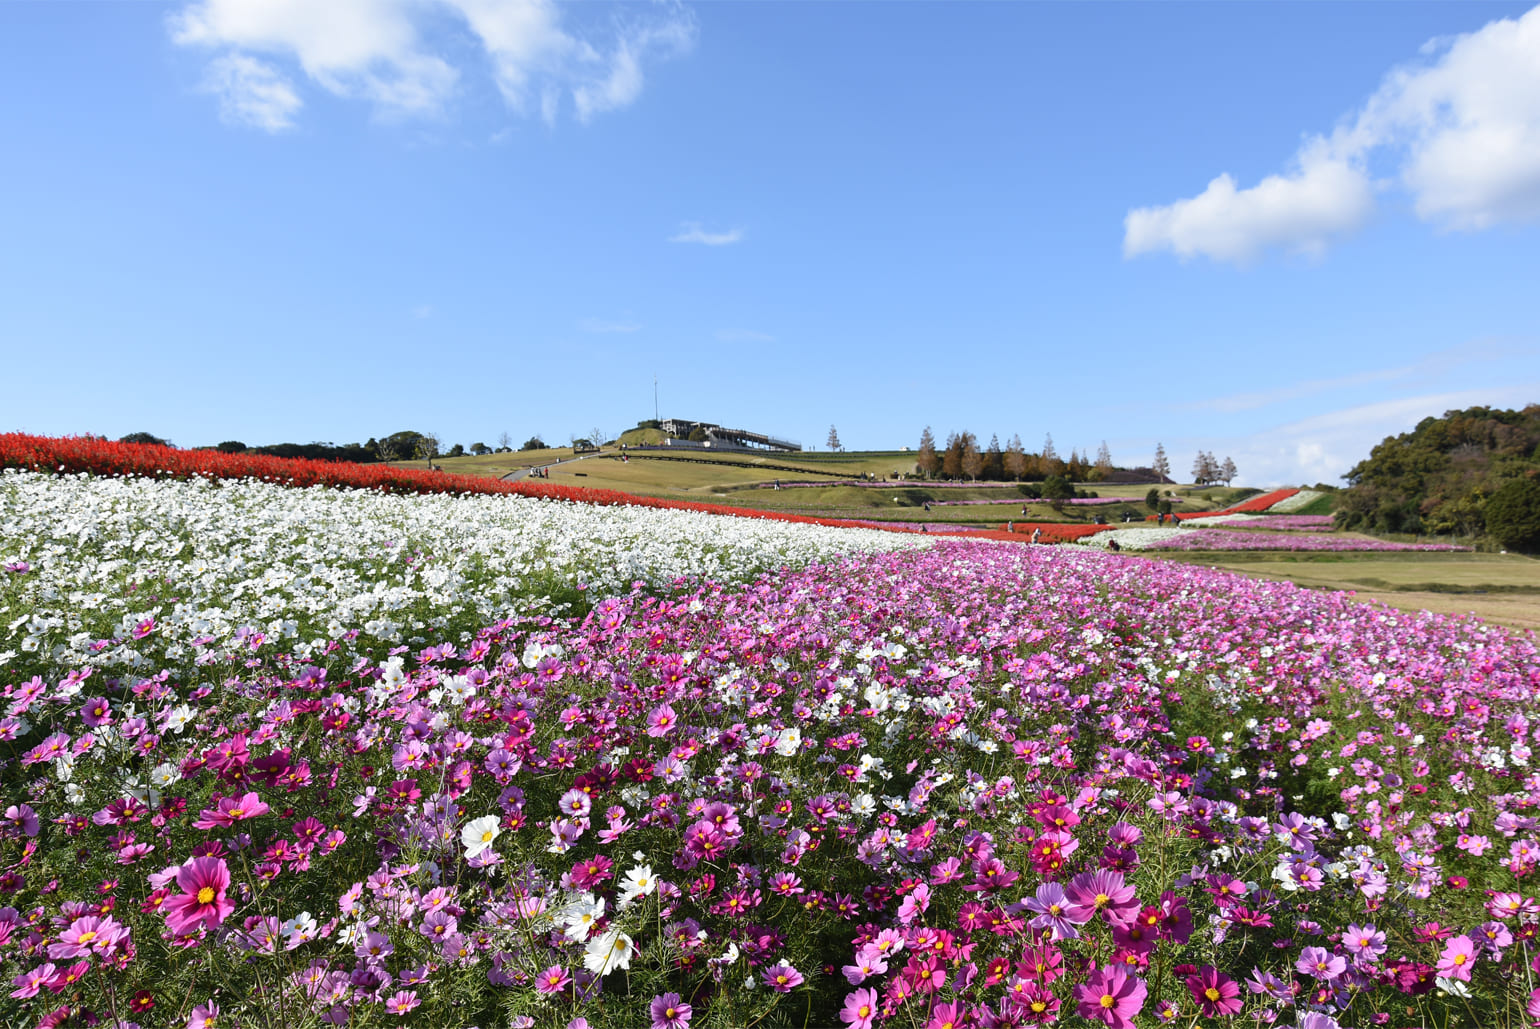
1437,935,1475,981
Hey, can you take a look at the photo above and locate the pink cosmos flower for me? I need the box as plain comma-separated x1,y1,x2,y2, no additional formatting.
384,991,421,1015
762,962,805,992
1295,946,1346,980
1075,965,1147,1029
4,804,39,837
48,915,127,960
840,987,878,1029
161,856,236,936
10,963,55,999
1065,869,1140,929
650,992,693,1029
187,1002,220,1029
536,966,572,995
192,791,270,830
1437,935,1475,981
646,703,678,737
1186,966,1242,1017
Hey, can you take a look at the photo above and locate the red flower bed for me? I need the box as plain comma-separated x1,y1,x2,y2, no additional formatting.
998,521,1115,543
1146,488,1303,523
0,434,1025,544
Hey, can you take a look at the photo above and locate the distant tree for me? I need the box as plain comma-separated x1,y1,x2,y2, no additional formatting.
1094,441,1113,478
827,425,842,452
1486,477,1540,553
1004,434,1026,481
1042,433,1059,468
496,431,513,452
917,426,940,479
216,441,247,453
590,427,607,448
1152,443,1171,482
1145,488,1160,511
1221,456,1237,486
1159,499,1173,516
941,432,964,480
984,434,1004,481
470,442,491,456
961,435,984,481
447,443,465,458
414,433,441,461
1066,449,1090,482
1192,451,1218,485
120,432,172,447
520,436,548,451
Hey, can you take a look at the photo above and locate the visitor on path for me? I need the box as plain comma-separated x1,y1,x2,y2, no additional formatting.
1031,528,1042,544
1108,539,1122,551
1007,521,1014,533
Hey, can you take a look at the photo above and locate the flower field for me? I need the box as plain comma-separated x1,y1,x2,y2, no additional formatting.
1180,516,1337,532
1,459,1538,1029
1141,529,1470,552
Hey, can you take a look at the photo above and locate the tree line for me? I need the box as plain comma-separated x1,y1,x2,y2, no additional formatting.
911,428,1232,486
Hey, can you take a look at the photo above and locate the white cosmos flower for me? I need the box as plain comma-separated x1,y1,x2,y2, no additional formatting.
617,864,657,907
559,892,605,941
460,815,501,859
582,928,635,975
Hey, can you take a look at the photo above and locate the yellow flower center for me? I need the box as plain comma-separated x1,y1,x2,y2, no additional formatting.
77,931,97,944
1206,987,1221,1002
1096,893,1110,906
1454,954,1467,965
481,831,494,843
1101,994,1116,1009
197,886,216,904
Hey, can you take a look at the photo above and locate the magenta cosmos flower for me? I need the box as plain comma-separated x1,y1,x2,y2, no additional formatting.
1186,966,1242,1017
1075,966,1147,1029
841,987,879,1029
650,992,693,1029
161,856,236,935
192,791,270,830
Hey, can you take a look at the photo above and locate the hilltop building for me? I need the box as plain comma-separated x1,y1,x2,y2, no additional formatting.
654,419,802,453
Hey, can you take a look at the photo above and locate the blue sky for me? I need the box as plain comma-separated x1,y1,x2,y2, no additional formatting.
3,1,1538,485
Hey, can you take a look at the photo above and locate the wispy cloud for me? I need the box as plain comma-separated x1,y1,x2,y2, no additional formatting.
1125,5,1540,263
715,328,773,343
200,53,302,131
1201,339,1518,413
669,222,743,246
169,0,696,131
578,317,641,334
1209,383,1540,486
411,304,433,319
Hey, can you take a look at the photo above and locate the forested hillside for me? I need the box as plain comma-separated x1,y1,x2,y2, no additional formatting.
1336,404,1540,551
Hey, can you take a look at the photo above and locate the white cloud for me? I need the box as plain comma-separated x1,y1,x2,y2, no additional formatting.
669,222,743,246
200,53,301,131
1126,5,1540,262
412,304,434,319
578,317,640,333
169,0,695,129
1355,5,1540,230
1124,142,1374,263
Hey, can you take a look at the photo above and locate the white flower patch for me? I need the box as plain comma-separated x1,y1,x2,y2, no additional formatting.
0,471,931,677
1267,490,1324,513
1077,527,1188,550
